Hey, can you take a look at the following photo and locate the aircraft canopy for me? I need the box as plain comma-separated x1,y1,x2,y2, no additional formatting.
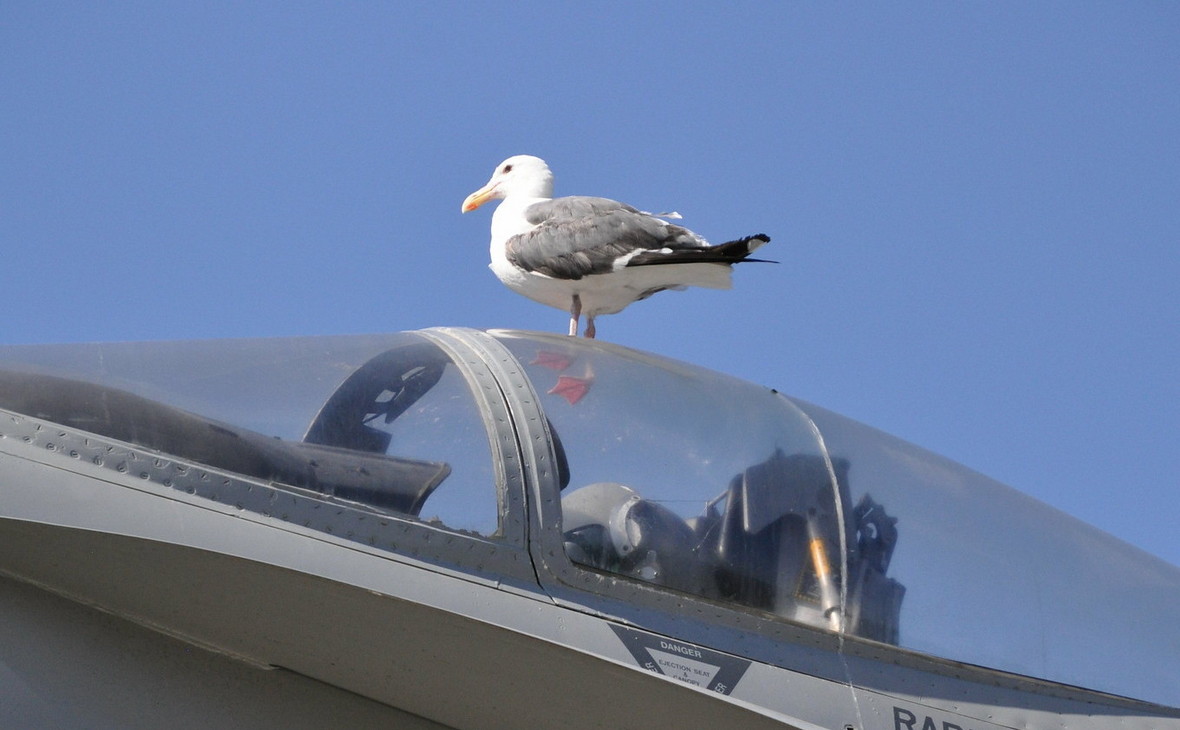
0,328,1175,707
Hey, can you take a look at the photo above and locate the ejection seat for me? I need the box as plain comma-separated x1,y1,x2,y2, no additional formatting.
696,449,851,630
700,449,903,642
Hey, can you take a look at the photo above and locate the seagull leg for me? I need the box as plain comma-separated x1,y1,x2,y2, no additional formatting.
568,294,581,337
584,316,596,339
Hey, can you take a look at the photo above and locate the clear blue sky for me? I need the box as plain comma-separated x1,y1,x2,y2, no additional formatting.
2,3,1177,568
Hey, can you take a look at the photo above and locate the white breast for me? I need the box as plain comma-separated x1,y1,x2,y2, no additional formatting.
487,197,575,311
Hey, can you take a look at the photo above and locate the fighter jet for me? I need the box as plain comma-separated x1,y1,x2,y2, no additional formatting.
0,327,1176,729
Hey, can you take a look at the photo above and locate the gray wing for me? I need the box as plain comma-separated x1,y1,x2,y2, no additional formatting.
506,196,708,280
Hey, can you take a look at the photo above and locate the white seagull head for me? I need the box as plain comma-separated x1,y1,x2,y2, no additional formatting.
462,155,554,213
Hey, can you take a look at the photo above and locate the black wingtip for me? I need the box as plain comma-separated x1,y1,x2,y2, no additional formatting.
744,234,776,263
623,233,776,268
718,233,771,258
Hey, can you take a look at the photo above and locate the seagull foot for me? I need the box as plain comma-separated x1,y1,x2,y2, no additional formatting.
531,350,573,371
548,375,594,405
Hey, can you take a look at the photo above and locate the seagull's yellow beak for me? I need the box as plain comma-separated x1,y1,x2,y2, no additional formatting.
461,183,498,213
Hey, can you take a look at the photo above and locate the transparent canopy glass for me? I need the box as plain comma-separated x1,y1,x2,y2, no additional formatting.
495,331,902,640
794,399,1180,706
497,331,1180,708
0,329,1175,707
0,333,500,535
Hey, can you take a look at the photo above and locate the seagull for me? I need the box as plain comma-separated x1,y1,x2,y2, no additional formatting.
461,155,771,338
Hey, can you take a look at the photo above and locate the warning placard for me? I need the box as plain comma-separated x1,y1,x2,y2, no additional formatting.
610,625,751,695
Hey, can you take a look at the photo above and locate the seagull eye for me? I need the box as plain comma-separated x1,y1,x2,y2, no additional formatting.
502,164,513,173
